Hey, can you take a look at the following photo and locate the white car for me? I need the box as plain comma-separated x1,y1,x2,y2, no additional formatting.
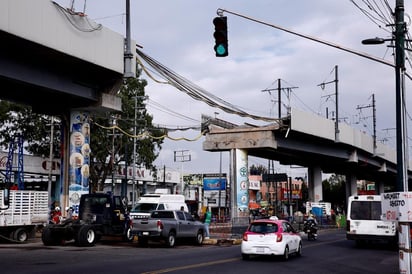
241,218,302,260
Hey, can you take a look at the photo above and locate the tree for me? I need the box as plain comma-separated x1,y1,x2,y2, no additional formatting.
322,174,346,209
0,101,61,158
88,67,165,192
249,164,267,175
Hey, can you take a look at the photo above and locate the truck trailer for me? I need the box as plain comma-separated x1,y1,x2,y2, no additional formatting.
0,190,49,242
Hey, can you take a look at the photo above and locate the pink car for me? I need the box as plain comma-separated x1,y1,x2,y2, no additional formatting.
241,217,302,260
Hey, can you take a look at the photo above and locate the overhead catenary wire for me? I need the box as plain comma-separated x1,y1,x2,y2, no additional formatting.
147,99,200,124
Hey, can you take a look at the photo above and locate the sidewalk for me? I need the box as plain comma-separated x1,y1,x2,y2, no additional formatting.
203,234,242,245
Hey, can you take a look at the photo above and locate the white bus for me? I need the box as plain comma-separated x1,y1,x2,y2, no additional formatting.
346,195,397,246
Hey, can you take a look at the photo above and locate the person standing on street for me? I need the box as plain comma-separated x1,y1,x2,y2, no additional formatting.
204,207,212,239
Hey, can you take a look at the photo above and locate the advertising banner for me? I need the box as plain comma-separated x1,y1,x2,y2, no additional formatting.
236,149,248,213
68,111,90,214
203,177,226,191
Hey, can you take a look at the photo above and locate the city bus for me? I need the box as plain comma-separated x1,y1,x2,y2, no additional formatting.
346,195,397,246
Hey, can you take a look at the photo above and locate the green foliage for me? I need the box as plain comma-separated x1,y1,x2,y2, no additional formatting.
0,101,61,158
322,174,346,207
88,67,165,191
249,164,268,175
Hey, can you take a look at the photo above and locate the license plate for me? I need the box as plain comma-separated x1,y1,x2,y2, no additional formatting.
143,231,149,236
256,247,265,253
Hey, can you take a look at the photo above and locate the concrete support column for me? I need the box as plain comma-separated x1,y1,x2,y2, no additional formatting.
231,148,249,218
230,148,250,234
378,183,385,194
375,181,385,194
345,173,357,202
308,166,323,202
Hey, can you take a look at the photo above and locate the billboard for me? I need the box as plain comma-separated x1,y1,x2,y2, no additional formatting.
203,177,226,191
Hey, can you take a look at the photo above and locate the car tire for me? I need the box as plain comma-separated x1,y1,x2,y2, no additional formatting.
194,230,204,245
296,242,302,257
283,245,289,261
166,232,176,248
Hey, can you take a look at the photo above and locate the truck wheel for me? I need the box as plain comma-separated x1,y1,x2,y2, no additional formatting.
42,226,60,246
194,230,204,245
12,228,29,242
124,227,134,242
166,232,176,248
75,225,96,247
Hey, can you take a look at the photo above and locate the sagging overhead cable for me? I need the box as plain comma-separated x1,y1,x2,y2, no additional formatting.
135,48,279,123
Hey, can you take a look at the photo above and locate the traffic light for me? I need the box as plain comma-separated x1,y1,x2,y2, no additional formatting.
213,16,228,57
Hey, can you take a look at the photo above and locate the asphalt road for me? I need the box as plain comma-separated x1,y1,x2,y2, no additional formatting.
0,229,399,274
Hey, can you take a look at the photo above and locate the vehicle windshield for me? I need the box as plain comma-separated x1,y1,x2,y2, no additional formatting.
82,196,109,214
130,203,158,213
249,222,278,233
350,201,381,220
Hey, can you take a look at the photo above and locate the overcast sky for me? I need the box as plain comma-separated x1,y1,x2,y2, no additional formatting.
57,0,412,178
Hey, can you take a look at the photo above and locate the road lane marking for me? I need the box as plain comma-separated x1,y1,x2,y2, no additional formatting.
140,257,240,274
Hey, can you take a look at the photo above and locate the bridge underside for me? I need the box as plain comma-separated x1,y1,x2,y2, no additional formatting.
203,124,401,187
0,30,123,115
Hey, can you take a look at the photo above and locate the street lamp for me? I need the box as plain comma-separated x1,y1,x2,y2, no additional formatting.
361,37,390,45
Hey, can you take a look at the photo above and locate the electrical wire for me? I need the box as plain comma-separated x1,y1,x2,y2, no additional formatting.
135,48,279,123
94,122,205,142
52,1,102,32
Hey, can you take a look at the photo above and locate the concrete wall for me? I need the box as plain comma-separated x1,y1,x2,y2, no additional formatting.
0,0,127,74
290,108,400,165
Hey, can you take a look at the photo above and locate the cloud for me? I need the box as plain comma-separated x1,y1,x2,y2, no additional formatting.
59,0,412,176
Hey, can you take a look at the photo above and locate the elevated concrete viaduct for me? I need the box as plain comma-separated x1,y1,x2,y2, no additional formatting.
0,0,131,210
203,108,412,217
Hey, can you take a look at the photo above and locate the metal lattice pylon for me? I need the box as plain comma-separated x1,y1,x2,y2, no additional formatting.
5,134,24,189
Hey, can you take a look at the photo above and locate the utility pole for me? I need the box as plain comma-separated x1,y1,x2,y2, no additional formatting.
108,116,121,193
132,94,137,206
218,150,222,221
318,65,339,142
47,116,54,220
261,79,297,120
356,94,377,154
124,0,134,78
111,117,116,193
394,0,407,192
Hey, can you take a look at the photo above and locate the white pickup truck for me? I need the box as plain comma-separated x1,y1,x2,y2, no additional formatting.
131,210,205,247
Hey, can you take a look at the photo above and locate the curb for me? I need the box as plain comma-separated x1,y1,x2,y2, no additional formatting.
203,238,242,246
